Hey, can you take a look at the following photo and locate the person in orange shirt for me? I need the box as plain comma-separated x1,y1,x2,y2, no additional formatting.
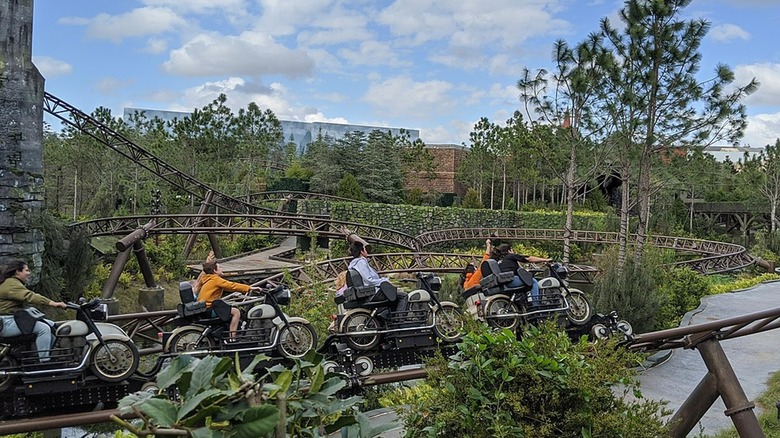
463,239,492,290
197,260,260,340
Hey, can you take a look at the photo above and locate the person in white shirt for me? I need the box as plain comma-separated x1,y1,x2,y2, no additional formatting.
347,241,408,312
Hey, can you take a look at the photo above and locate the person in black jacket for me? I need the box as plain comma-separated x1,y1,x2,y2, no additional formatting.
492,244,552,303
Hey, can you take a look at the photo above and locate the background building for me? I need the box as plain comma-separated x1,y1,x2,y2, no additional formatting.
123,108,419,155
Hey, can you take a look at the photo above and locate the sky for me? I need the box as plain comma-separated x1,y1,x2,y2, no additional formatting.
31,0,780,149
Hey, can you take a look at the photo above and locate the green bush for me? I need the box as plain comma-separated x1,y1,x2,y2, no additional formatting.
709,273,780,295
656,267,711,329
591,247,665,333
461,188,483,209
392,322,668,437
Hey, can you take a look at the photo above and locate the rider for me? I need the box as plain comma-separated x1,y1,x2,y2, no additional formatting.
348,241,408,312
463,239,492,290
197,260,260,340
491,244,552,304
0,260,67,362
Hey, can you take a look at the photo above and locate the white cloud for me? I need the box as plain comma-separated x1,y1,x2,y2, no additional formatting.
377,0,569,49
363,76,456,119
170,77,343,123
710,23,750,43
143,38,169,54
163,31,314,77
296,10,372,46
255,0,337,36
742,113,780,148
94,77,135,94
82,7,186,43
58,17,90,26
735,63,780,106
338,40,410,67
32,56,73,78
420,121,473,144
141,0,245,15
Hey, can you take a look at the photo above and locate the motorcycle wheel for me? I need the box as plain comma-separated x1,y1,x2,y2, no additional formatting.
590,323,610,340
0,356,17,392
485,297,520,331
342,311,381,351
168,328,213,354
616,320,634,336
90,340,140,383
432,303,464,342
565,290,593,326
278,322,317,359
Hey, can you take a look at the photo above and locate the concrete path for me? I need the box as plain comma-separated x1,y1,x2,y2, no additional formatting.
635,281,780,436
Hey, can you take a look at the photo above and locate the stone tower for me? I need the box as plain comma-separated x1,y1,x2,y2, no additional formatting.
0,0,46,281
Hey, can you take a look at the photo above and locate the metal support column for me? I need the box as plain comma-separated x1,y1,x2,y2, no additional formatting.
101,248,132,299
183,190,214,259
133,240,156,288
667,372,720,437
698,338,764,438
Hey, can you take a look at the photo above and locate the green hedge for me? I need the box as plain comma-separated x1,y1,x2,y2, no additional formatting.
326,202,607,236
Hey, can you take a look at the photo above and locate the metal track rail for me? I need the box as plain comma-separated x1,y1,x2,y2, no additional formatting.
417,228,754,274
73,214,418,250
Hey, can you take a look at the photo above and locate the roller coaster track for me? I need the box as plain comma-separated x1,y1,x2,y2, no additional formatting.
417,228,754,274
74,214,418,251
43,92,280,216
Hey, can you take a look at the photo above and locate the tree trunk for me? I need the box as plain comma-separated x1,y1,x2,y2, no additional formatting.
501,159,507,210
618,167,631,273
634,151,652,265
563,144,577,263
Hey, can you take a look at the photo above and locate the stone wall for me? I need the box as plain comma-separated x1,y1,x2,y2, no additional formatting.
0,0,46,281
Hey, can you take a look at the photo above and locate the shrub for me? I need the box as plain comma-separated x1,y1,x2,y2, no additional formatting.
393,322,668,437
656,267,711,329
461,188,483,209
591,247,665,333
709,273,780,295
337,173,366,201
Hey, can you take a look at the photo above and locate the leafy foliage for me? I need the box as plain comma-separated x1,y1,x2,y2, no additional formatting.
29,212,95,301
337,173,367,201
393,322,668,437
656,267,711,329
116,352,394,437
591,246,666,333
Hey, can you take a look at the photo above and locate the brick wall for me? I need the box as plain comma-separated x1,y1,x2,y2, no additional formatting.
405,144,468,197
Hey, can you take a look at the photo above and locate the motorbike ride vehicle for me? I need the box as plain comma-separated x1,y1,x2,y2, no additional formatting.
164,281,317,360
321,270,463,377
0,298,139,392
589,310,634,342
464,260,593,331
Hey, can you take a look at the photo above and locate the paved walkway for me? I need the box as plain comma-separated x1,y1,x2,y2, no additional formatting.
635,281,780,436
187,236,300,276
